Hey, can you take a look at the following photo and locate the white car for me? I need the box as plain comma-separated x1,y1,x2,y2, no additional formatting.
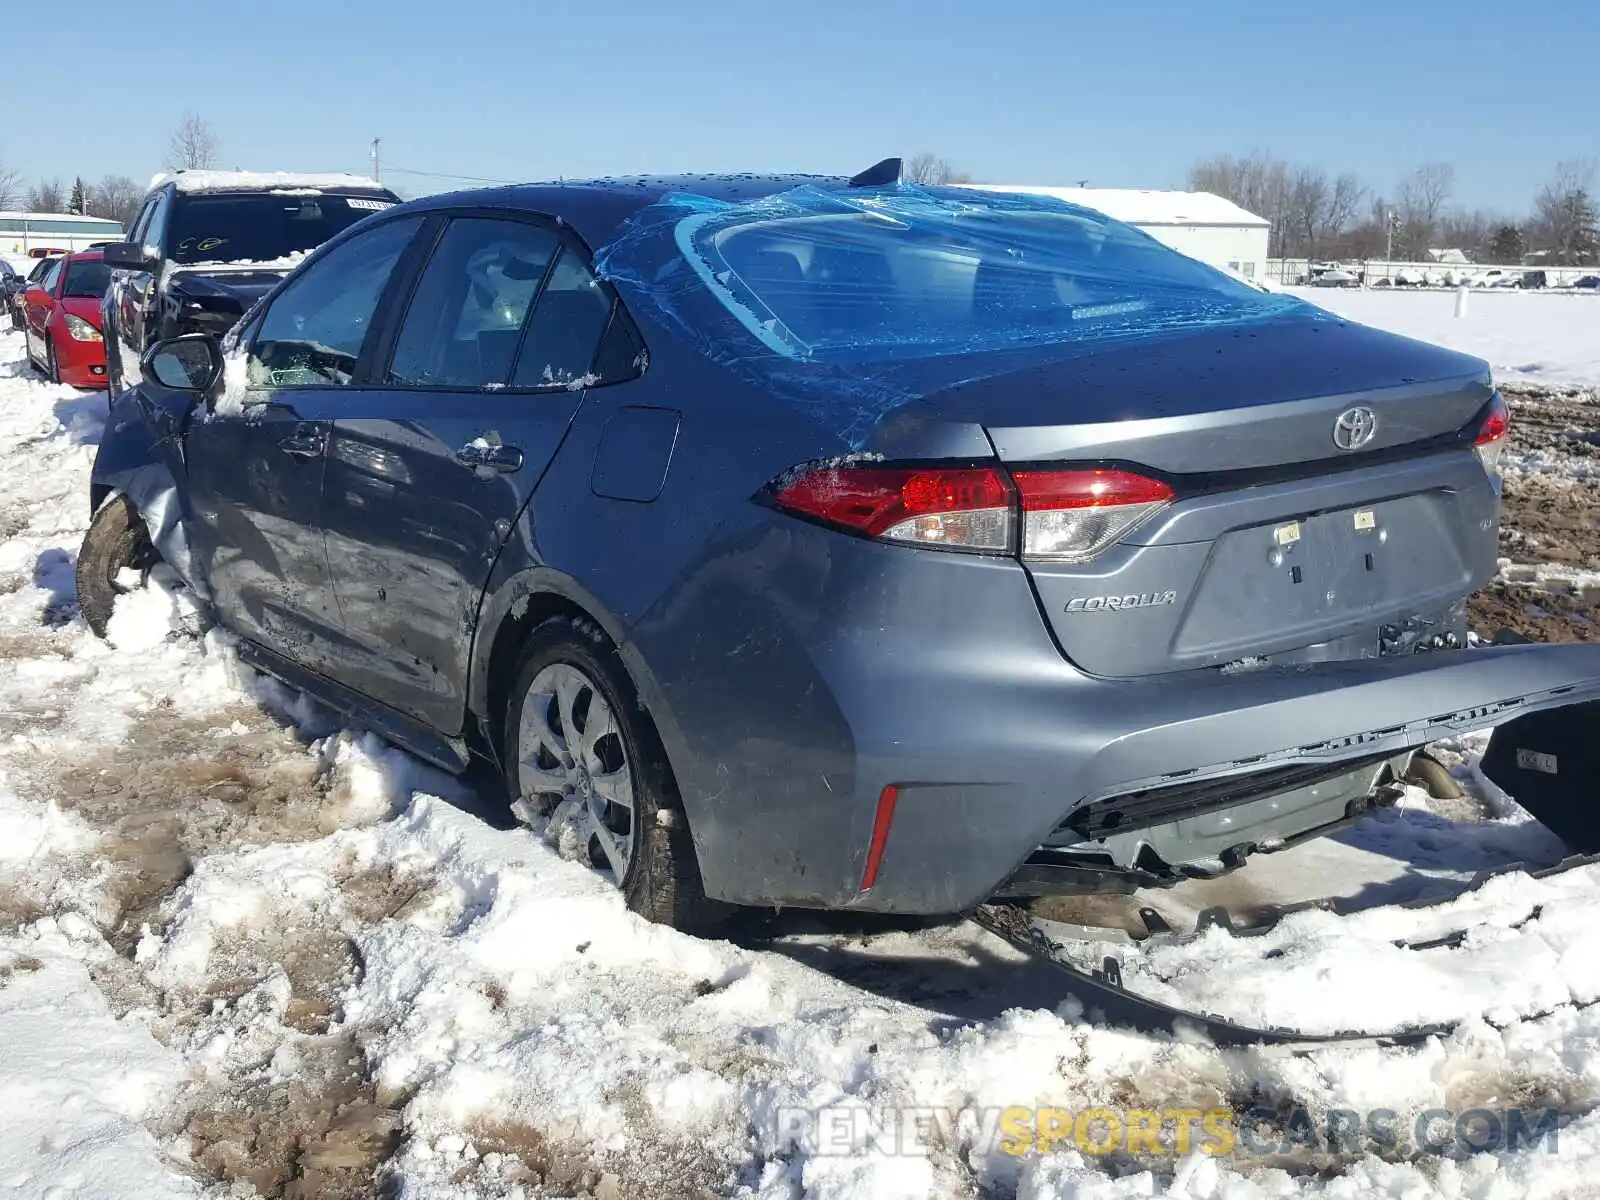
1308,267,1360,287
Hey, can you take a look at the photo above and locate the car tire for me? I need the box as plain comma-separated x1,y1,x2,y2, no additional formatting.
76,494,158,638
45,338,60,386
502,614,728,934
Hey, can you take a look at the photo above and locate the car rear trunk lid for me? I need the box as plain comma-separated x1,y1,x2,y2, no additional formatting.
913,318,1500,677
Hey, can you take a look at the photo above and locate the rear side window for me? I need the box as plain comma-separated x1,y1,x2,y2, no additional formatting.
249,216,423,388
388,218,558,389
510,250,615,389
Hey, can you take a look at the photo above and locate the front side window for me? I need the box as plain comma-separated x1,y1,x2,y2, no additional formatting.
169,193,394,265
63,260,111,299
249,216,422,388
510,250,616,388
388,218,558,388
141,192,171,259
37,260,63,293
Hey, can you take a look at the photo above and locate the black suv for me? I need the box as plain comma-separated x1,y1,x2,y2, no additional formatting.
101,172,400,397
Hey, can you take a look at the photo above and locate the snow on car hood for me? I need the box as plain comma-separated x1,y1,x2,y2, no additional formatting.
148,170,388,196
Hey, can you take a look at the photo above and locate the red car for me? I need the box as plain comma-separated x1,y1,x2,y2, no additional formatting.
22,250,110,388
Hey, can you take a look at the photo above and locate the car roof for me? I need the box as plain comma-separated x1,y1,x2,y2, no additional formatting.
397,174,851,247
62,250,105,263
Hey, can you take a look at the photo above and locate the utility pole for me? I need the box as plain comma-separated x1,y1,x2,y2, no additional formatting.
370,137,382,183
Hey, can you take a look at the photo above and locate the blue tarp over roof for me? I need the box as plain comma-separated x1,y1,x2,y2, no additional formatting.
594,183,1325,446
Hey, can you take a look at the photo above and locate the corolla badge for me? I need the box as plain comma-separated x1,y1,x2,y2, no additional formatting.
1332,406,1378,450
1065,591,1178,613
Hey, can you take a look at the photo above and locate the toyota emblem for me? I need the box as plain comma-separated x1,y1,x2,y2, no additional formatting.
1332,406,1378,451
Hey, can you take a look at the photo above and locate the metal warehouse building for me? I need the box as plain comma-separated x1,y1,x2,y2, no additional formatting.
959,185,1272,282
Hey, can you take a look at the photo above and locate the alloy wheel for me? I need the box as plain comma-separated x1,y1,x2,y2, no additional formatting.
517,662,636,884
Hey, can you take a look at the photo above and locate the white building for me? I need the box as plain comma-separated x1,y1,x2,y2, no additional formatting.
958,185,1272,281
0,211,125,259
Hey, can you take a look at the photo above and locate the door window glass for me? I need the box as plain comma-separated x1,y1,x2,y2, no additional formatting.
248,217,423,388
510,249,614,389
387,218,558,388
141,192,171,259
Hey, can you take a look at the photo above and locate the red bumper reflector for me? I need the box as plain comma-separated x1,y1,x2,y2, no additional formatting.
860,784,900,892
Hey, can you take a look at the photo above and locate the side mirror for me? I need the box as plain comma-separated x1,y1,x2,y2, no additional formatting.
102,241,157,270
142,334,223,392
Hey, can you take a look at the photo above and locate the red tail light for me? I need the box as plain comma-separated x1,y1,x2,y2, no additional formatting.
1010,468,1175,560
771,462,1174,560
1473,393,1510,474
773,465,1015,551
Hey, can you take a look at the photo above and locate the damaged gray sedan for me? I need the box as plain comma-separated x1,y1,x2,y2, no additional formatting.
78,162,1600,934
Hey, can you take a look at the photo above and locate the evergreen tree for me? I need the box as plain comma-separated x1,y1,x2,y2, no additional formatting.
1569,190,1598,265
68,177,86,215
1488,224,1525,265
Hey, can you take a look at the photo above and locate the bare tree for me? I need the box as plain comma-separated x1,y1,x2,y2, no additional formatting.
166,113,220,171
1395,162,1454,258
1285,167,1331,260
1191,153,1363,259
25,178,65,213
903,152,971,185
88,175,145,228
1323,173,1366,245
1188,152,1294,254
1532,159,1599,266
0,154,20,210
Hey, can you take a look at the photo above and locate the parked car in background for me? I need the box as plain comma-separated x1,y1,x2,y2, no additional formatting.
1307,267,1359,287
0,260,22,327
101,171,401,397
10,257,62,331
21,249,110,387
1570,275,1600,290
80,170,1600,936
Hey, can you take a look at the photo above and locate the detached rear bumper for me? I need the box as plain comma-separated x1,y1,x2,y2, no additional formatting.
642,513,1600,916
699,637,1600,914
846,643,1600,912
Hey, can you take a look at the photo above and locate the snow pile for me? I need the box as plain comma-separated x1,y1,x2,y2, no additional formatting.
0,934,199,1199
7,326,1600,1196
1288,287,1600,392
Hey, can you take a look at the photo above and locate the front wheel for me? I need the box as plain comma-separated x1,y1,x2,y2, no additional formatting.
76,495,158,638
45,338,60,385
503,615,726,933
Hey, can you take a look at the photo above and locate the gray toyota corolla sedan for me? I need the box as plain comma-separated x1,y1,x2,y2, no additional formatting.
80,162,1600,932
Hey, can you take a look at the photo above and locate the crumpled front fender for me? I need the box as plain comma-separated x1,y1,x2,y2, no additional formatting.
90,390,209,601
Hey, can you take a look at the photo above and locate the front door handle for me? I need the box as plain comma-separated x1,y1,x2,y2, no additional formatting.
278,424,326,459
455,438,524,474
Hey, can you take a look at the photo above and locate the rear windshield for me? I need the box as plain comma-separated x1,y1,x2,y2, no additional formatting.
168,193,395,264
678,197,1281,363
62,260,110,298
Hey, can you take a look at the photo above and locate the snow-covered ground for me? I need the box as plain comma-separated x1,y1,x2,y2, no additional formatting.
6,329,1600,1197
1287,287,1600,394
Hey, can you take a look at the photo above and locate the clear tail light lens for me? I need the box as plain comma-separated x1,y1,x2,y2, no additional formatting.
772,465,1015,551
1010,468,1175,560
1473,393,1509,475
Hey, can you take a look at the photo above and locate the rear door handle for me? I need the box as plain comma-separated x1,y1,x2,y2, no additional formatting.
455,439,524,474
278,424,326,459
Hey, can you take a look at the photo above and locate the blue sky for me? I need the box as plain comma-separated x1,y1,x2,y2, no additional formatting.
8,0,1596,214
